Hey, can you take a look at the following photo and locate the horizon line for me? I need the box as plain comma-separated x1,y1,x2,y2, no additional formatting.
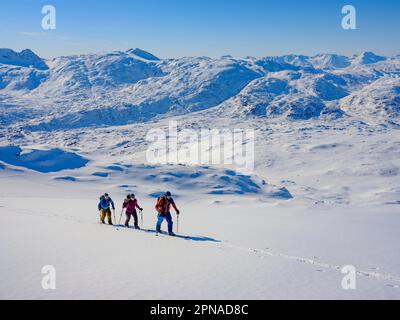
1,47,398,61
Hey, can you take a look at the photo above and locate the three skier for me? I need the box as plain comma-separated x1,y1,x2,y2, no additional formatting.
97,191,180,236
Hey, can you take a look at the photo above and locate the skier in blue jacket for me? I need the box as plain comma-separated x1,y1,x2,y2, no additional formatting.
98,193,115,225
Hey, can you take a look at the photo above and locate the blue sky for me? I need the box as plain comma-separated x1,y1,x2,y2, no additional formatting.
0,0,399,58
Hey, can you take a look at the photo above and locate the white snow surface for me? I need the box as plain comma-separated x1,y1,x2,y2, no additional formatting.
0,48,400,300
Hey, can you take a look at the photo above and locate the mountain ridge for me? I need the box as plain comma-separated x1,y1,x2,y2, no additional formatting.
1,48,399,130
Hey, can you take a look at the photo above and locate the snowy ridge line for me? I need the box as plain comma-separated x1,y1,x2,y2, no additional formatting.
221,242,400,284
5,206,400,285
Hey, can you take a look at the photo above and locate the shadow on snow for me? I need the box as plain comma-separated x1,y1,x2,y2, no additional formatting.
116,225,220,243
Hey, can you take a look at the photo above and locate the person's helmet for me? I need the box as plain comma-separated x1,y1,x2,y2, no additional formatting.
166,191,172,197
126,194,131,200
104,193,109,197
131,194,135,198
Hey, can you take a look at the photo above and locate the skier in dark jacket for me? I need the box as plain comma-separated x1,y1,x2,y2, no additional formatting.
155,191,180,236
98,193,115,225
123,194,143,229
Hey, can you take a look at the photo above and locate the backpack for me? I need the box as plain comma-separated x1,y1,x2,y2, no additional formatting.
156,196,168,214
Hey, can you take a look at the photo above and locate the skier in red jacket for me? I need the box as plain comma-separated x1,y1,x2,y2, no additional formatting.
155,191,180,236
122,194,143,229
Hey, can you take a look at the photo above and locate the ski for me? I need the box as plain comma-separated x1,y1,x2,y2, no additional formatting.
98,221,177,237
156,231,177,237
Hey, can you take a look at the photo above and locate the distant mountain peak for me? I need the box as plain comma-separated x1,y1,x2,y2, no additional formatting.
354,51,386,65
311,53,351,69
126,48,160,61
0,48,48,70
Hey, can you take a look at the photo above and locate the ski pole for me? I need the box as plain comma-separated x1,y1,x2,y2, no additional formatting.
177,215,179,234
113,209,116,225
118,209,124,226
140,209,143,228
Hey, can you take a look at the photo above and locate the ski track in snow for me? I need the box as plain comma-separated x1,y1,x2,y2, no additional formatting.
6,204,400,288
221,242,400,285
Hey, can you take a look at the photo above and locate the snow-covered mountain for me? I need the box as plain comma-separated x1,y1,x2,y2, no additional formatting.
0,48,48,70
352,51,386,65
310,54,351,69
126,48,161,61
0,48,399,130
341,77,400,125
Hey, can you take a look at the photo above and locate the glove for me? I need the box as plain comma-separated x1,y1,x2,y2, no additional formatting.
176,210,180,215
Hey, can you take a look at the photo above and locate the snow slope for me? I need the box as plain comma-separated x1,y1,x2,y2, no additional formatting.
0,157,399,299
0,146,88,173
341,77,400,125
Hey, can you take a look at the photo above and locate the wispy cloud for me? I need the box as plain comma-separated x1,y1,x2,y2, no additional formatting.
17,31,71,40
18,31,47,37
